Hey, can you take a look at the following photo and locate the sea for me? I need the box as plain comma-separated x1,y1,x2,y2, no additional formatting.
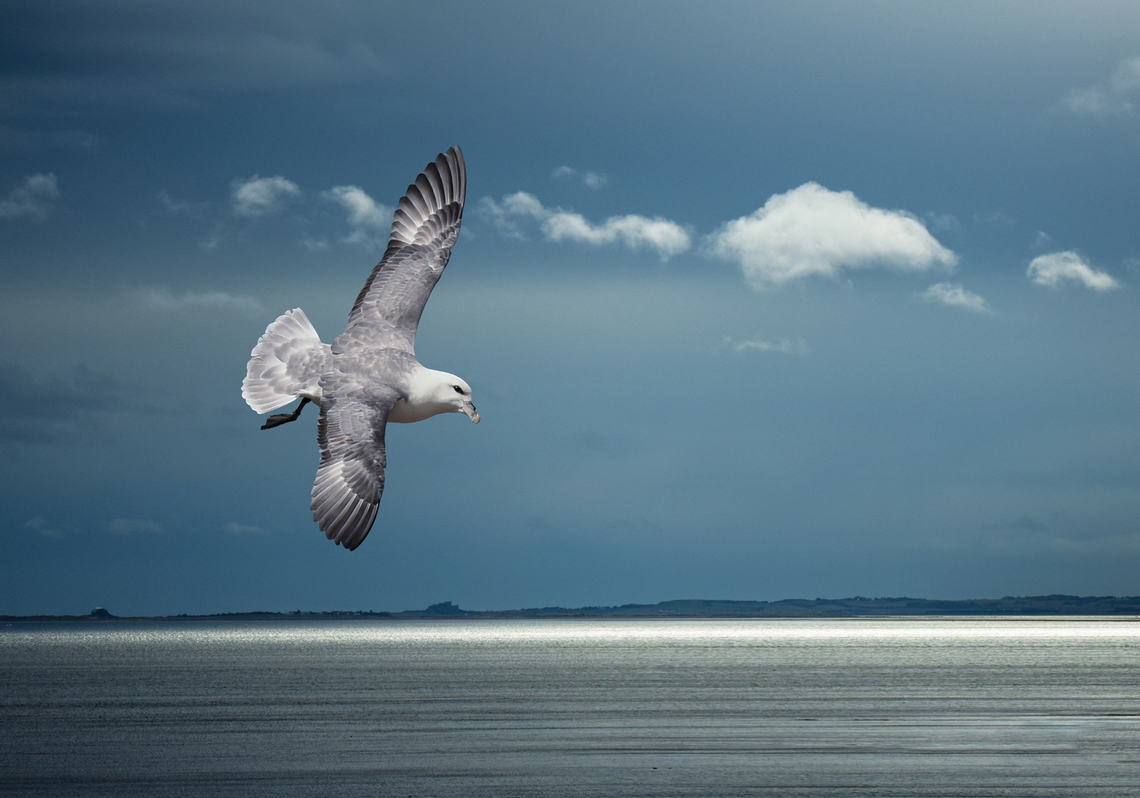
2,617,1139,797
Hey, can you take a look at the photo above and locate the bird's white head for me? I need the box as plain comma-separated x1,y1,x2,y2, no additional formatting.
431,371,480,423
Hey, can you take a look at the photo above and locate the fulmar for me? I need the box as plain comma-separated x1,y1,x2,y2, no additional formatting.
241,147,477,551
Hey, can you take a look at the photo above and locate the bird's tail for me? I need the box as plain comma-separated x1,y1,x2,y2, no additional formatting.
242,308,329,414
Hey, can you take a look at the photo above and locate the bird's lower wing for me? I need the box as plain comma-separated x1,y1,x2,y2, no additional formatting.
311,395,392,551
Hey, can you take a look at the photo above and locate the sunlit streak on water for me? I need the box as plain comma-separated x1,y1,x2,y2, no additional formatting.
3,618,1139,797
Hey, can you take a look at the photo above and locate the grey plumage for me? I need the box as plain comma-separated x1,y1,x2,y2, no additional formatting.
242,147,477,551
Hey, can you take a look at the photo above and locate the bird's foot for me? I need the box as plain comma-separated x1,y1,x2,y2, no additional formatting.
261,413,296,430
260,397,311,430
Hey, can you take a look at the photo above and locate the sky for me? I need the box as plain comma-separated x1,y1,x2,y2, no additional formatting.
2,0,1140,615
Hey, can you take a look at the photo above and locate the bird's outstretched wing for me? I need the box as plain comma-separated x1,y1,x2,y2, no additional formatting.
332,147,466,356
310,377,398,550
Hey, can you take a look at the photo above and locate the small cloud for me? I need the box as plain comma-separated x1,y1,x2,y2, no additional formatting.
479,191,548,239
1062,56,1140,116
231,175,300,217
0,173,60,221
199,227,224,251
582,171,608,190
480,191,690,259
719,335,809,355
1027,251,1120,291
551,166,609,189
925,212,960,233
25,517,64,538
542,210,690,258
224,521,269,536
154,190,210,218
973,210,1016,228
321,185,392,245
132,286,264,314
108,518,163,536
155,191,191,214
709,183,957,290
300,236,329,252
1031,231,1054,251
1124,257,1140,273
918,282,990,314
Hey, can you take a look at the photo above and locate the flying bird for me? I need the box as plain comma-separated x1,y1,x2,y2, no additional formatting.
241,147,477,550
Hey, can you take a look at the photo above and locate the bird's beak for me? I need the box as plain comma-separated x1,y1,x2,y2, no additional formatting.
462,401,480,424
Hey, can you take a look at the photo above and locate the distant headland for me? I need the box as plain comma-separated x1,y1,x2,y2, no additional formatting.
4,595,1140,622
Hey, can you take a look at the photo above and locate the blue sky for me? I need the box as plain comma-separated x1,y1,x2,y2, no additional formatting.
2,1,1139,615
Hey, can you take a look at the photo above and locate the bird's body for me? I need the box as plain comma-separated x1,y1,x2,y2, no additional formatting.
241,147,477,551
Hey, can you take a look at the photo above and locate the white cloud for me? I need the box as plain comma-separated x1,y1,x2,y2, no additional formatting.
925,212,960,233
552,166,608,189
1027,251,1120,291
720,336,809,355
543,210,691,257
709,183,957,289
1031,231,1054,251
231,175,300,216
480,191,690,260
108,518,163,536
321,184,392,244
0,173,59,221
132,286,264,313
1063,56,1140,116
918,282,990,314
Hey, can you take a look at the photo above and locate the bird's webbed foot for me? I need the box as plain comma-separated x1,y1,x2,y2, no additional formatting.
260,397,311,430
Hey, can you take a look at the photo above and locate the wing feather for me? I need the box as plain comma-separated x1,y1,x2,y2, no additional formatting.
333,147,466,355
310,381,395,551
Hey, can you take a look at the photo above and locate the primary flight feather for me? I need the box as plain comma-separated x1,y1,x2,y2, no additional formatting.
241,147,477,551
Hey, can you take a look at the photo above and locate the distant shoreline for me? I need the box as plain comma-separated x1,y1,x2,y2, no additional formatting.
5,594,1140,622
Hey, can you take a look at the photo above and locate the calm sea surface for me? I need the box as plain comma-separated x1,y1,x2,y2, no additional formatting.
2,617,1139,797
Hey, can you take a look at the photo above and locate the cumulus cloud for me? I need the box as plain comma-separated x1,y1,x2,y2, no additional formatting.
321,185,392,245
720,336,809,355
709,183,957,289
918,282,990,313
133,286,264,314
0,173,60,221
231,175,300,216
480,191,690,259
552,166,608,189
1063,56,1140,116
1027,251,1120,291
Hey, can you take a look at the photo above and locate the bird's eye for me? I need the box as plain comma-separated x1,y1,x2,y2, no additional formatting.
453,385,464,394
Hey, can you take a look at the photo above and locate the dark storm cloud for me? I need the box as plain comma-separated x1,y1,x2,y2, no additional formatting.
0,0,386,112
0,362,149,445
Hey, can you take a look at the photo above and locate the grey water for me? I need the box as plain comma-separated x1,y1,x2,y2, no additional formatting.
2,618,1139,797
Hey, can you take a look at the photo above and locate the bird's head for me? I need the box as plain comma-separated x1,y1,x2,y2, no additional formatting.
432,372,480,423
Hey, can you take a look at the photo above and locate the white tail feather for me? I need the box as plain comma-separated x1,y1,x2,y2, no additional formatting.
242,308,329,413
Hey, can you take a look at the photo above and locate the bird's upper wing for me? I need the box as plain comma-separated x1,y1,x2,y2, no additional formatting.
332,147,466,356
310,375,399,551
